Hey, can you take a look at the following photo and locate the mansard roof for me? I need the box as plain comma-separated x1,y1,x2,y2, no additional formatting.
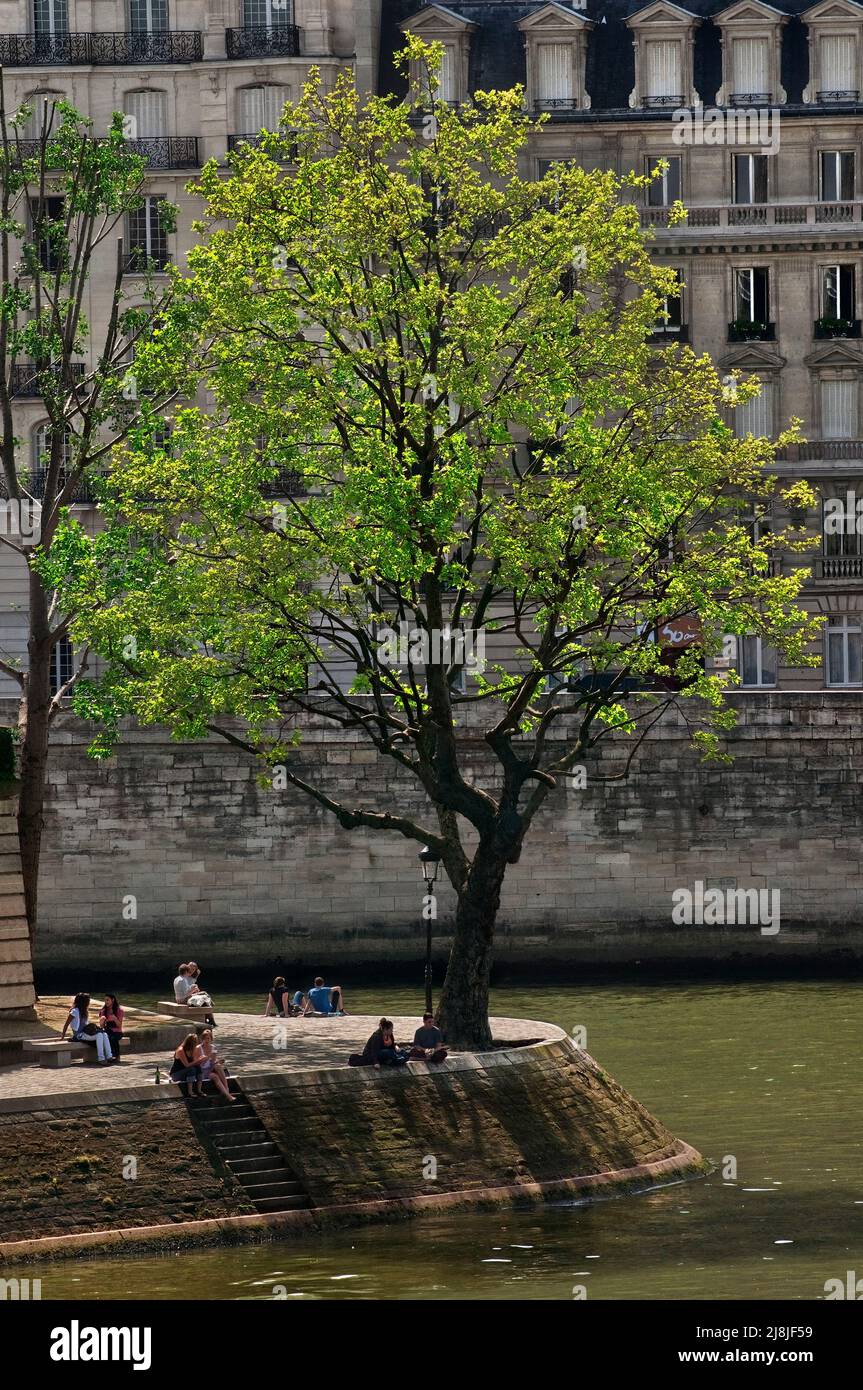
378,0,851,108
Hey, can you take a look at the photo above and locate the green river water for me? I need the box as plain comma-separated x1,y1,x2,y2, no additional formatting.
27,979,863,1301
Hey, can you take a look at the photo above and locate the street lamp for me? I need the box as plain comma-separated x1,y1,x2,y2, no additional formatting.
418,844,442,1014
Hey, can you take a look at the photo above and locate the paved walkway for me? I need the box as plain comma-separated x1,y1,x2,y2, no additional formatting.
0,1012,559,1103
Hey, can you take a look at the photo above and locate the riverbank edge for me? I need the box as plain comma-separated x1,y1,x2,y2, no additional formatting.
0,1140,708,1265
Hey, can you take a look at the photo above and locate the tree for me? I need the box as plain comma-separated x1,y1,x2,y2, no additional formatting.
0,75,196,948
45,45,819,1045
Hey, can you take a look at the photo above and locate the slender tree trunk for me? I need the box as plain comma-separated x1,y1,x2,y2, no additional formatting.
18,575,52,953
437,849,508,1049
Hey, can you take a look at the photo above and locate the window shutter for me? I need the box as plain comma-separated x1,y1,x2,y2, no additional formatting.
239,84,288,134
645,40,681,98
125,90,167,140
537,44,571,101
735,380,773,438
732,37,769,95
820,34,856,92
821,379,858,438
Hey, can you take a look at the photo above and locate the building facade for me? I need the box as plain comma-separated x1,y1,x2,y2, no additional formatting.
386,0,863,692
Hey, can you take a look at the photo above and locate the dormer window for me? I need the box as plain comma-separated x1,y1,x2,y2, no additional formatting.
714,2,788,107
518,5,593,113
802,1,863,104
400,6,477,109
625,3,700,111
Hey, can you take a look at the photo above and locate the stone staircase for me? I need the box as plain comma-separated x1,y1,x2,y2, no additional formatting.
189,1078,311,1215
0,795,36,1021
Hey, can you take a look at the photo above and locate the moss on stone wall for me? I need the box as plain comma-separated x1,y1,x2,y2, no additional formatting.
250,1044,683,1208
0,1100,254,1241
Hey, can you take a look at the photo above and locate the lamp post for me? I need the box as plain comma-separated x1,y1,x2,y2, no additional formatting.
418,845,442,1014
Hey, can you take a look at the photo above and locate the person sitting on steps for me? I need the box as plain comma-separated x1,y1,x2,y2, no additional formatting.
194,1028,235,1101
169,1034,204,1097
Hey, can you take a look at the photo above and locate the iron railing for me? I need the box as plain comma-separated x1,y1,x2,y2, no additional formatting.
225,25,300,59
9,362,85,397
730,92,772,105
728,321,775,342
26,468,100,502
0,31,202,66
817,90,858,103
814,317,861,339
126,137,199,169
260,470,308,498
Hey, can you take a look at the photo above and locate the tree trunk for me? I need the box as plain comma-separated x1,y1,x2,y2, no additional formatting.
436,849,507,1049
18,577,52,953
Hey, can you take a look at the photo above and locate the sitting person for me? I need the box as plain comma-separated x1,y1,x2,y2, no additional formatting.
99,993,125,1061
194,1028,235,1101
60,991,113,1064
408,1013,448,1063
264,976,294,1018
359,1018,407,1067
305,976,347,1016
169,1034,204,1097
177,961,216,1027
173,963,195,1004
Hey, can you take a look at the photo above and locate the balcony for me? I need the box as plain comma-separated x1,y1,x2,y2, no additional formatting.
817,89,859,103
225,25,301,59
260,469,308,498
26,469,99,503
648,324,690,343
9,362,85,398
533,98,579,113
126,137,199,170
814,317,861,339
728,320,775,342
778,440,863,462
0,31,202,66
642,94,684,109
730,92,772,106
817,554,863,578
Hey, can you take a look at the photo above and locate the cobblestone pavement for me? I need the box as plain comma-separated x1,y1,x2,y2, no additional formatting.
0,1012,559,1102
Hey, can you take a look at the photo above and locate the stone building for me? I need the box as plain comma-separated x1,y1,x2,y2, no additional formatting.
384,0,863,692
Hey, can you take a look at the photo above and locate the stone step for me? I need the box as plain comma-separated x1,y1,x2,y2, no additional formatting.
193,1103,255,1120
241,1180,307,1201
207,1121,267,1140
217,1140,280,1161
197,1110,259,1129
234,1167,302,1188
250,1194,311,1212
226,1155,294,1175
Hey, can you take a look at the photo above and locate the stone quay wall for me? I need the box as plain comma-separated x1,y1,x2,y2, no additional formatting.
11,690,863,974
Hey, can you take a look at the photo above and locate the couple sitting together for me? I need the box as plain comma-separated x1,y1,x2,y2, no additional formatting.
173,962,216,1026
264,976,347,1018
350,1014,448,1068
169,1029,233,1100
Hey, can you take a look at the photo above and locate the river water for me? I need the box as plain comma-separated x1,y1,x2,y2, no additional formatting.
28,980,863,1301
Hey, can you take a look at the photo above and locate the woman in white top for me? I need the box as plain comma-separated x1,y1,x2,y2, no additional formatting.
61,992,113,1063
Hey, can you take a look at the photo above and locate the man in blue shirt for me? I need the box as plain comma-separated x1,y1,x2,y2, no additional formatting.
305,977,347,1016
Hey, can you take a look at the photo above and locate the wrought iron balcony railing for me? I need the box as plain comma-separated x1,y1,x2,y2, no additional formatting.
225,24,301,59
126,137,199,169
533,98,579,112
642,94,684,108
0,31,202,67
26,468,100,502
227,132,298,161
814,317,861,339
260,470,308,498
9,362,85,397
730,92,772,105
817,89,859,103
728,321,775,342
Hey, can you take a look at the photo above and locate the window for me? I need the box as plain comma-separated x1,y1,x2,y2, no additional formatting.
32,423,74,491
244,0,293,24
739,635,777,687
644,40,682,105
823,489,863,557
731,36,770,100
821,378,858,439
647,155,681,206
125,197,169,271
819,32,857,99
22,90,63,142
124,90,167,140
30,195,64,272
129,0,169,33
733,153,768,205
821,150,855,201
821,264,856,320
33,0,68,36
237,84,289,136
49,638,74,696
826,615,862,685
655,268,683,333
536,43,572,107
735,267,770,323
734,379,774,437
